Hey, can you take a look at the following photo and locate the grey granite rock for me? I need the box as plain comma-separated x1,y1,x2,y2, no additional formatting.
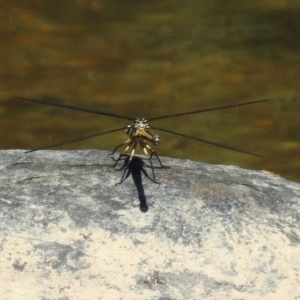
0,150,299,300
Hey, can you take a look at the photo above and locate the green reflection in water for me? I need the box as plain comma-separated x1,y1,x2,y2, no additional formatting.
1,0,300,182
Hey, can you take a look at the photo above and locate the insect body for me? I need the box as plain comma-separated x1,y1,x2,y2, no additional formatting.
19,97,269,184
109,118,163,183
112,118,161,165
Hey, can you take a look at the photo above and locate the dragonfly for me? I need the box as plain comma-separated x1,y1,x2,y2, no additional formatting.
19,97,269,184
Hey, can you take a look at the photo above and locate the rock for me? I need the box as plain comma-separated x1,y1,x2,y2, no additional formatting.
0,149,299,300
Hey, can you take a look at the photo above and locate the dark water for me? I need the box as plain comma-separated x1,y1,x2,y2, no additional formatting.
1,0,300,182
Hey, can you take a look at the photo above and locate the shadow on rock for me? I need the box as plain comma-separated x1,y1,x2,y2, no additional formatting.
115,155,162,213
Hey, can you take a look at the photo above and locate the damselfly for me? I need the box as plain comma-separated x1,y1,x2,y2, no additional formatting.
19,97,269,183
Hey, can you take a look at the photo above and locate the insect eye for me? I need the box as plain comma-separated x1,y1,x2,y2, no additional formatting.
153,135,160,145
125,124,132,133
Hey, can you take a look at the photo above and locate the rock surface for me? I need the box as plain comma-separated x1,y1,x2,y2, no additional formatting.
0,150,299,300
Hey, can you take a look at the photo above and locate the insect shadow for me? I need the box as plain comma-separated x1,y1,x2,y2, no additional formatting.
18,97,269,184
111,153,166,185
113,154,165,212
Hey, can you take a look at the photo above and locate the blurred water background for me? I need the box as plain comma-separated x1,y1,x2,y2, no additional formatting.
0,0,300,182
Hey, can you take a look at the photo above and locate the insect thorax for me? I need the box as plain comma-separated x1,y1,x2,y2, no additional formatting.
125,118,160,145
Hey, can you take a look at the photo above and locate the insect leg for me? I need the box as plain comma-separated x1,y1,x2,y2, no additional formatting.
109,138,131,157
113,140,137,168
110,139,132,167
129,142,137,162
113,151,129,167
140,166,160,184
116,165,131,185
143,143,165,168
140,142,160,183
